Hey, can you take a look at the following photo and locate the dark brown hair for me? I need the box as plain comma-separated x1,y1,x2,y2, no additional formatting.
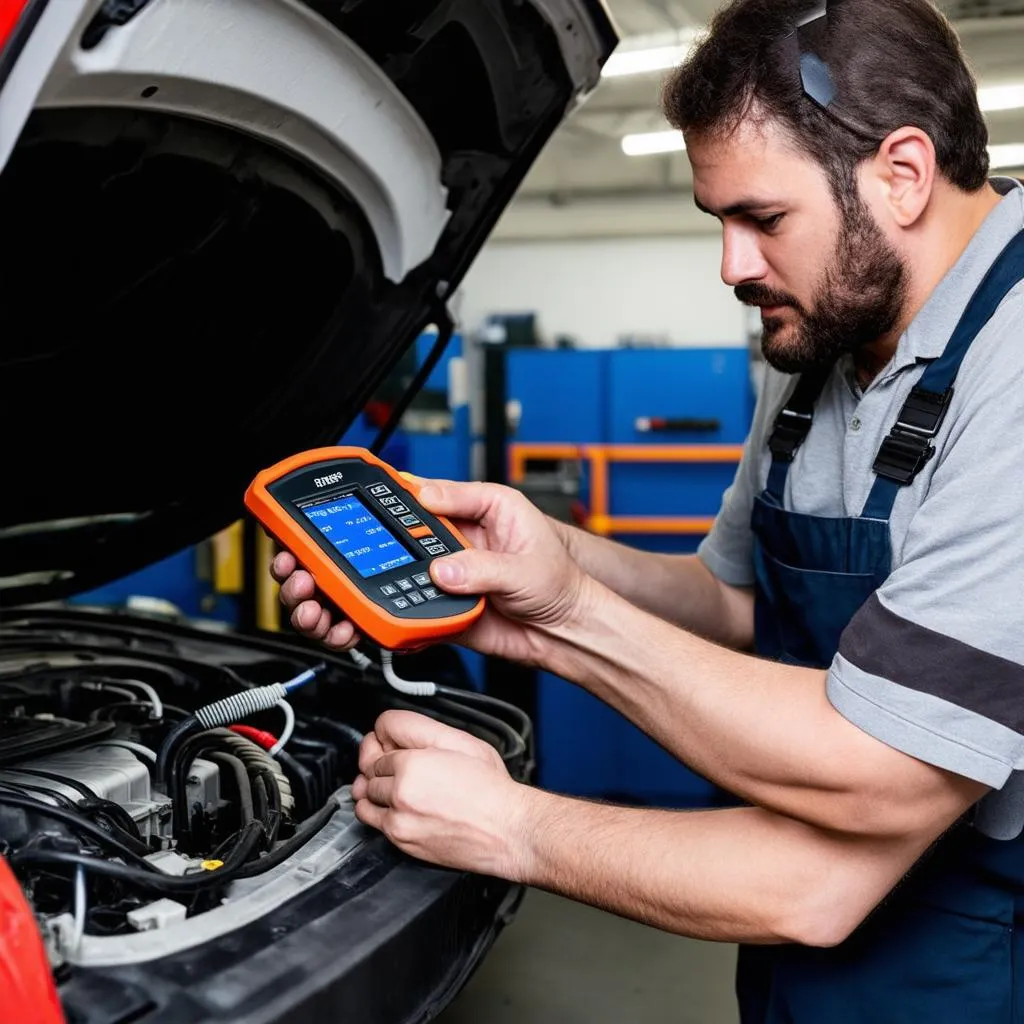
661,0,990,203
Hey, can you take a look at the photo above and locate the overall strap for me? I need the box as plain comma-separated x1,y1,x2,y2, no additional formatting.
764,363,833,501
862,229,1024,521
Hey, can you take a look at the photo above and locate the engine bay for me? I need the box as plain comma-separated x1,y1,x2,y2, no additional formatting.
0,605,531,978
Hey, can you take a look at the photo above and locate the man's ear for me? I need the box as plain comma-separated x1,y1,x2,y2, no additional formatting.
864,126,937,228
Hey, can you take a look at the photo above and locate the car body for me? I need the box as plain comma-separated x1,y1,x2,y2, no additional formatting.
0,3,617,1021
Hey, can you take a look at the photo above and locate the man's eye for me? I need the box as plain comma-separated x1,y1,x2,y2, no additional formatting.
756,214,784,231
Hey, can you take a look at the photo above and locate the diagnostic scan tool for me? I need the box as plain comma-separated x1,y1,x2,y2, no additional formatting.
245,447,485,651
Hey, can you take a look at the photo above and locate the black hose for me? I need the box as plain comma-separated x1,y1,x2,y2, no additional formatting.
431,697,527,761
434,685,534,751
232,799,339,880
0,793,158,870
11,821,265,894
273,748,317,819
156,715,201,787
259,768,282,845
204,751,254,827
252,774,269,837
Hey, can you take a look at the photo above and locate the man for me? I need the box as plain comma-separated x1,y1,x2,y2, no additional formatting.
272,0,1024,1018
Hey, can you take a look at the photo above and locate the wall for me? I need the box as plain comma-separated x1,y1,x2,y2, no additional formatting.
454,235,749,349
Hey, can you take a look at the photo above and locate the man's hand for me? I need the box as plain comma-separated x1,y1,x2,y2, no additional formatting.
271,480,590,664
351,710,532,879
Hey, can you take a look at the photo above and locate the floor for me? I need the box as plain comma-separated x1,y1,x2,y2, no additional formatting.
436,888,740,1024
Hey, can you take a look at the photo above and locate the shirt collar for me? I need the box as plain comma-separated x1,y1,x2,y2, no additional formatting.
896,176,1024,368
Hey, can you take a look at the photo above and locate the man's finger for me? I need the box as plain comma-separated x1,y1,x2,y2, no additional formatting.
322,619,357,650
271,551,297,582
279,569,316,607
290,601,331,638
430,548,521,597
365,774,395,807
374,710,492,761
358,733,385,776
351,774,368,800
416,481,509,523
355,798,386,831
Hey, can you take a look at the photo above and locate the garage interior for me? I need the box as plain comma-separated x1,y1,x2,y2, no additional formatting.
2,0,1023,1021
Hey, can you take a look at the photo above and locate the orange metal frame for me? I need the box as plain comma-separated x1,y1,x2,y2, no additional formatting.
508,443,743,537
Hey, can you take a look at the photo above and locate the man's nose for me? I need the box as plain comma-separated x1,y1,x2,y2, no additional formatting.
720,224,768,286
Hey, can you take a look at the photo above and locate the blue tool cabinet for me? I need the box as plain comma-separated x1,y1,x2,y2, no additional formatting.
506,346,755,808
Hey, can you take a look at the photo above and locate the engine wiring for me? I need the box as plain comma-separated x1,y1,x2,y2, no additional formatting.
1,629,532,950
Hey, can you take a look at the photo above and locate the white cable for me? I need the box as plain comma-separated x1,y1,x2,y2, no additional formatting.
269,700,295,756
72,866,86,951
379,649,437,697
116,679,164,720
349,648,373,671
81,680,163,719
194,683,288,729
81,682,138,705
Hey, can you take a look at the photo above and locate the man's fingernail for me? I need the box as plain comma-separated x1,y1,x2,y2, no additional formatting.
418,485,439,505
433,559,463,586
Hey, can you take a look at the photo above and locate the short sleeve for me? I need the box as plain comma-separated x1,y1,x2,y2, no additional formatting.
828,295,1024,793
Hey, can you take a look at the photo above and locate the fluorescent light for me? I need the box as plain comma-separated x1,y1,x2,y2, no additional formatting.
620,134,1024,170
603,44,690,78
621,130,686,156
988,144,1024,169
601,30,701,78
979,84,1024,112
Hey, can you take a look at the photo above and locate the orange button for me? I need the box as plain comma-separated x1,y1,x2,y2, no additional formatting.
408,525,432,539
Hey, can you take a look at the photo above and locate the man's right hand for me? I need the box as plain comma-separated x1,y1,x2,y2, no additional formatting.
271,480,593,665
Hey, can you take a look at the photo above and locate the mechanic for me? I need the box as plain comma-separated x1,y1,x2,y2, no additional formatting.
271,0,1024,1019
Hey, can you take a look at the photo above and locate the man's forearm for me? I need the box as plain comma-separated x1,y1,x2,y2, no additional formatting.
510,789,926,947
551,519,753,649
538,578,982,836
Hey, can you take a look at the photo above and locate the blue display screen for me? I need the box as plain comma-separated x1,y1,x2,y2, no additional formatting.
302,494,415,579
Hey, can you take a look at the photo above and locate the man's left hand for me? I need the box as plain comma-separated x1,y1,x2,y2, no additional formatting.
351,710,532,880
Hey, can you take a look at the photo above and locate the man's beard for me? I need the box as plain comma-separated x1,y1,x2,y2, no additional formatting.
736,198,908,374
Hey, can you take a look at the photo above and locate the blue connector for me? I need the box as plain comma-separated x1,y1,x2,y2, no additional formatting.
282,662,327,694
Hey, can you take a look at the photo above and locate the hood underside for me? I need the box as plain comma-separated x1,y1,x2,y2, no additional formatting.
0,0,616,606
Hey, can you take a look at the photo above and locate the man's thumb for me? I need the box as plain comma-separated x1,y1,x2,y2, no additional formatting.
431,549,512,596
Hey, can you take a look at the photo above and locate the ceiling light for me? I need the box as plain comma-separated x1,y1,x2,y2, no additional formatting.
620,133,1024,170
603,44,690,78
621,130,685,156
979,84,1024,112
601,31,701,78
988,144,1024,169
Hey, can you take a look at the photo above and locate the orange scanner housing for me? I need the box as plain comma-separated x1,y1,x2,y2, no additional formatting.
244,446,485,652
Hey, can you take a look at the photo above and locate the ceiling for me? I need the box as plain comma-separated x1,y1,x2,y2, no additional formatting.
493,0,1024,239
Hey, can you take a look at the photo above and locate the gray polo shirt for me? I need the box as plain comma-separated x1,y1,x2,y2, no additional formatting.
698,177,1024,840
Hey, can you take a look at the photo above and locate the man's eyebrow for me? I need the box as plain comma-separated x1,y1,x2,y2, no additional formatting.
693,195,782,217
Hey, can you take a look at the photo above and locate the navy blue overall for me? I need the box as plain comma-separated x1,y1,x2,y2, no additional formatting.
737,231,1024,1023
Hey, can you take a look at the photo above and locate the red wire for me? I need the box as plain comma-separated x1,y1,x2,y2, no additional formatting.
229,724,278,751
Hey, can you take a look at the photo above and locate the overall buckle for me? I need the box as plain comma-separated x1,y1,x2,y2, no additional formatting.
872,387,952,485
768,408,813,462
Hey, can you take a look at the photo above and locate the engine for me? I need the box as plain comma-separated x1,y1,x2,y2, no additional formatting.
0,606,528,977
0,617,371,967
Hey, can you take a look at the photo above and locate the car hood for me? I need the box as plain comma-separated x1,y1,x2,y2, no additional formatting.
0,0,616,607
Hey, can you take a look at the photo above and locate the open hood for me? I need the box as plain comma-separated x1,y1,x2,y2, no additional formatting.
0,0,616,607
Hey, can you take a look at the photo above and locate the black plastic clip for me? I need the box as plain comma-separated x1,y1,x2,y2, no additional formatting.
872,387,952,485
768,408,813,463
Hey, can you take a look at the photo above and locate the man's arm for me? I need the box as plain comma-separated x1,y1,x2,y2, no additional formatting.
537,576,987,838
549,518,754,650
517,797,950,947
352,711,977,948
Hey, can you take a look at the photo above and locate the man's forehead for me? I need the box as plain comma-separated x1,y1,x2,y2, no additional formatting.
687,120,826,213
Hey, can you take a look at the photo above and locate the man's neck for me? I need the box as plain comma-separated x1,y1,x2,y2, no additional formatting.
853,181,1004,387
